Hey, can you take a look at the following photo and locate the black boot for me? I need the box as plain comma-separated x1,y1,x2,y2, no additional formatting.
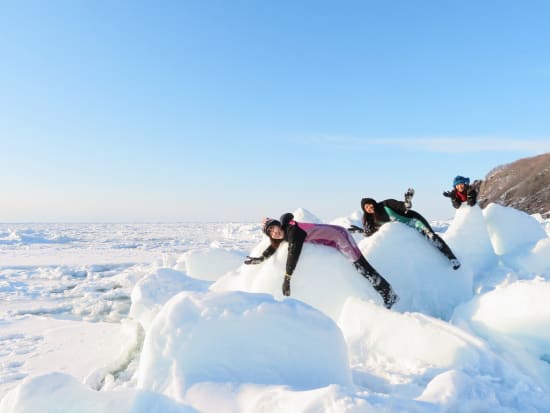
353,256,399,309
422,230,461,270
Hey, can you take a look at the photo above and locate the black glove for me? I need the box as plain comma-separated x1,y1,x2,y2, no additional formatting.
244,256,264,265
282,274,291,296
364,226,376,237
347,225,365,234
443,190,461,209
404,188,414,210
471,179,482,191
467,190,477,206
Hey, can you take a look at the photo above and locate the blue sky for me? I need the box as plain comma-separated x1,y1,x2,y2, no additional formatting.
1,1,549,222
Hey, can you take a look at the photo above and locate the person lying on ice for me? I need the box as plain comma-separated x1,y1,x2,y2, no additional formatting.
351,191,461,270
443,175,480,209
244,212,399,309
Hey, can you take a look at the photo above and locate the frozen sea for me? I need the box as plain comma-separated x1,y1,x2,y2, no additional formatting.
0,222,258,319
1,205,550,413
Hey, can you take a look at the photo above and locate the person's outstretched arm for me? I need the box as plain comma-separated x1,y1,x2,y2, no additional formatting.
443,190,461,209
362,215,378,237
282,225,307,296
467,187,478,206
244,244,278,264
347,224,365,234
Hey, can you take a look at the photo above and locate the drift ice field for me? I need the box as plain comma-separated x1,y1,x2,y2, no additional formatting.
1,204,550,413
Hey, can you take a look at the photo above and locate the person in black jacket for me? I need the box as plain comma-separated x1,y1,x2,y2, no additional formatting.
244,213,399,309
443,176,479,209
353,194,461,270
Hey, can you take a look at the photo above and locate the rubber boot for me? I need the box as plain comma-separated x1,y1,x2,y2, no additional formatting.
353,256,399,309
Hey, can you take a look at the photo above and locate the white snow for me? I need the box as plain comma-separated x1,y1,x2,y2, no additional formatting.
1,203,550,412
483,203,547,255
211,240,383,321
137,290,352,402
182,248,245,281
443,204,498,273
0,372,197,413
129,268,210,332
357,222,474,320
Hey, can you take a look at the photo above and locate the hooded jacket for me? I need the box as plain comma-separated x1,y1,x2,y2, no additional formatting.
361,199,432,236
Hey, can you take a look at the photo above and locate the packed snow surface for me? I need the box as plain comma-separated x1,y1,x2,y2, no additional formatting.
1,204,550,413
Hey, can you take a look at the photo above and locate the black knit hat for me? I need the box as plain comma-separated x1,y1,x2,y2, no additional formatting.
262,218,281,236
361,198,377,211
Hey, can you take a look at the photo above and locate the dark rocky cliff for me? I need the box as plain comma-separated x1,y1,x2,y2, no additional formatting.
478,153,550,218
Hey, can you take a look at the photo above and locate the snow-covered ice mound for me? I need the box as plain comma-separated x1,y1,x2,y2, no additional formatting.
211,239,383,321
0,372,196,413
137,290,352,402
180,247,245,281
129,268,210,331
291,207,323,223
452,278,550,387
358,222,474,319
513,237,550,276
443,204,498,273
483,203,547,256
339,298,489,379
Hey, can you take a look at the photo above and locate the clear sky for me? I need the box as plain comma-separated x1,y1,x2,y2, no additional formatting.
1,1,549,223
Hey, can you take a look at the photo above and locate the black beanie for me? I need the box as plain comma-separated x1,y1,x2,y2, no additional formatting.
361,198,377,211
263,218,281,236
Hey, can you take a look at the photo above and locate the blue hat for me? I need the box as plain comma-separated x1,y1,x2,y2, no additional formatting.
453,176,470,186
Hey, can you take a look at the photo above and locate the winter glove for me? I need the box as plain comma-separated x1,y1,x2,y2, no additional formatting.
467,190,478,206
364,225,376,237
347,225,365,234
282,274,292,296
443,190,461,209
244,256,264,265
404,188,415,210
